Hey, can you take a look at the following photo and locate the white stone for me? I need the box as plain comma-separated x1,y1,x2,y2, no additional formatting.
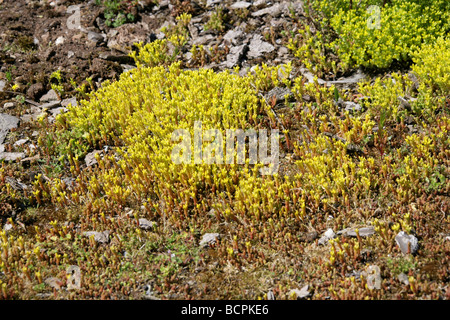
230,1,252,9
289,285,310,299
318,228,336,245
395,231,419,254
139,218,157,230
55,36,65,45
3,102,15,109
199,233,220,248
247,35,275,58
13,138,29,147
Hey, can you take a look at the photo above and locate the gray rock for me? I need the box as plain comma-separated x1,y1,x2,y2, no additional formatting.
155,0,169,10
39,89,60,103
326,69,366,86
139,218,157,230
408,71,420,90
55,36,65,45
337,226,375,238
300,230,318,242
278,46,289,55
344,101,362,112
287,0,305,15
187,23,199,39
40,101,61,110
253,0,267,8
98,52,132,63
299,67,327,85
49,107,68,117
13,138,29,147
323,132,346,144
61,97,78,108
289,285,310,299
223,44,248,68
26,82,45,100
398,273,409,285
193,35,214,46
83,230,110,244
264,87,293,105
223,28,244,45
318,228,336,245
87,31,105,44
364,265,381,290
230,1,252,9
0,152,26,161
247,35,275,59
107,22,149,51
121,64,137,73
395,231,419,254
3,223,13,234
0,113,20,144
0,80,5,92
184,51,193,61
206,0,221,7
20,154,39,167
199,233,220,248
62,177,76,190
3,102,15,109
84,150,103,167
238,67,250,77
398,96,410,109
398,95,417,110
20,112,43,123
252,3,283,17
45,277,63,290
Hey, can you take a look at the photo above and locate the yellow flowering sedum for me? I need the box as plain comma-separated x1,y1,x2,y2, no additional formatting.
45,28,448,226
54,51,295,220
305,0,449,70
412,37,450,95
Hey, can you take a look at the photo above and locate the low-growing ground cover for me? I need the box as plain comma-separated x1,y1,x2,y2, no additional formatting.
0,0,448,300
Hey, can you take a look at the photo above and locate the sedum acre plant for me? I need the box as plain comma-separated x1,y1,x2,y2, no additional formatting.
411,37,450,95
130,35,187,68
3,0,450,302
44,32,448,226
51,41,294,224
298,0,450,71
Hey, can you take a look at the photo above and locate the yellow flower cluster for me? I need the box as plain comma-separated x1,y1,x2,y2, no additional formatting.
310,0,449,70
36,30,448,231
52,55,298,221
412,37,450,95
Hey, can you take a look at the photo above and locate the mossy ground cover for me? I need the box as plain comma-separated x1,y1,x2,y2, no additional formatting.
0,0,449,300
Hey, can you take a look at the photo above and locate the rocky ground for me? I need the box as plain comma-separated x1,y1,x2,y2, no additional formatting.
0,0,449,300
0,0,305,159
